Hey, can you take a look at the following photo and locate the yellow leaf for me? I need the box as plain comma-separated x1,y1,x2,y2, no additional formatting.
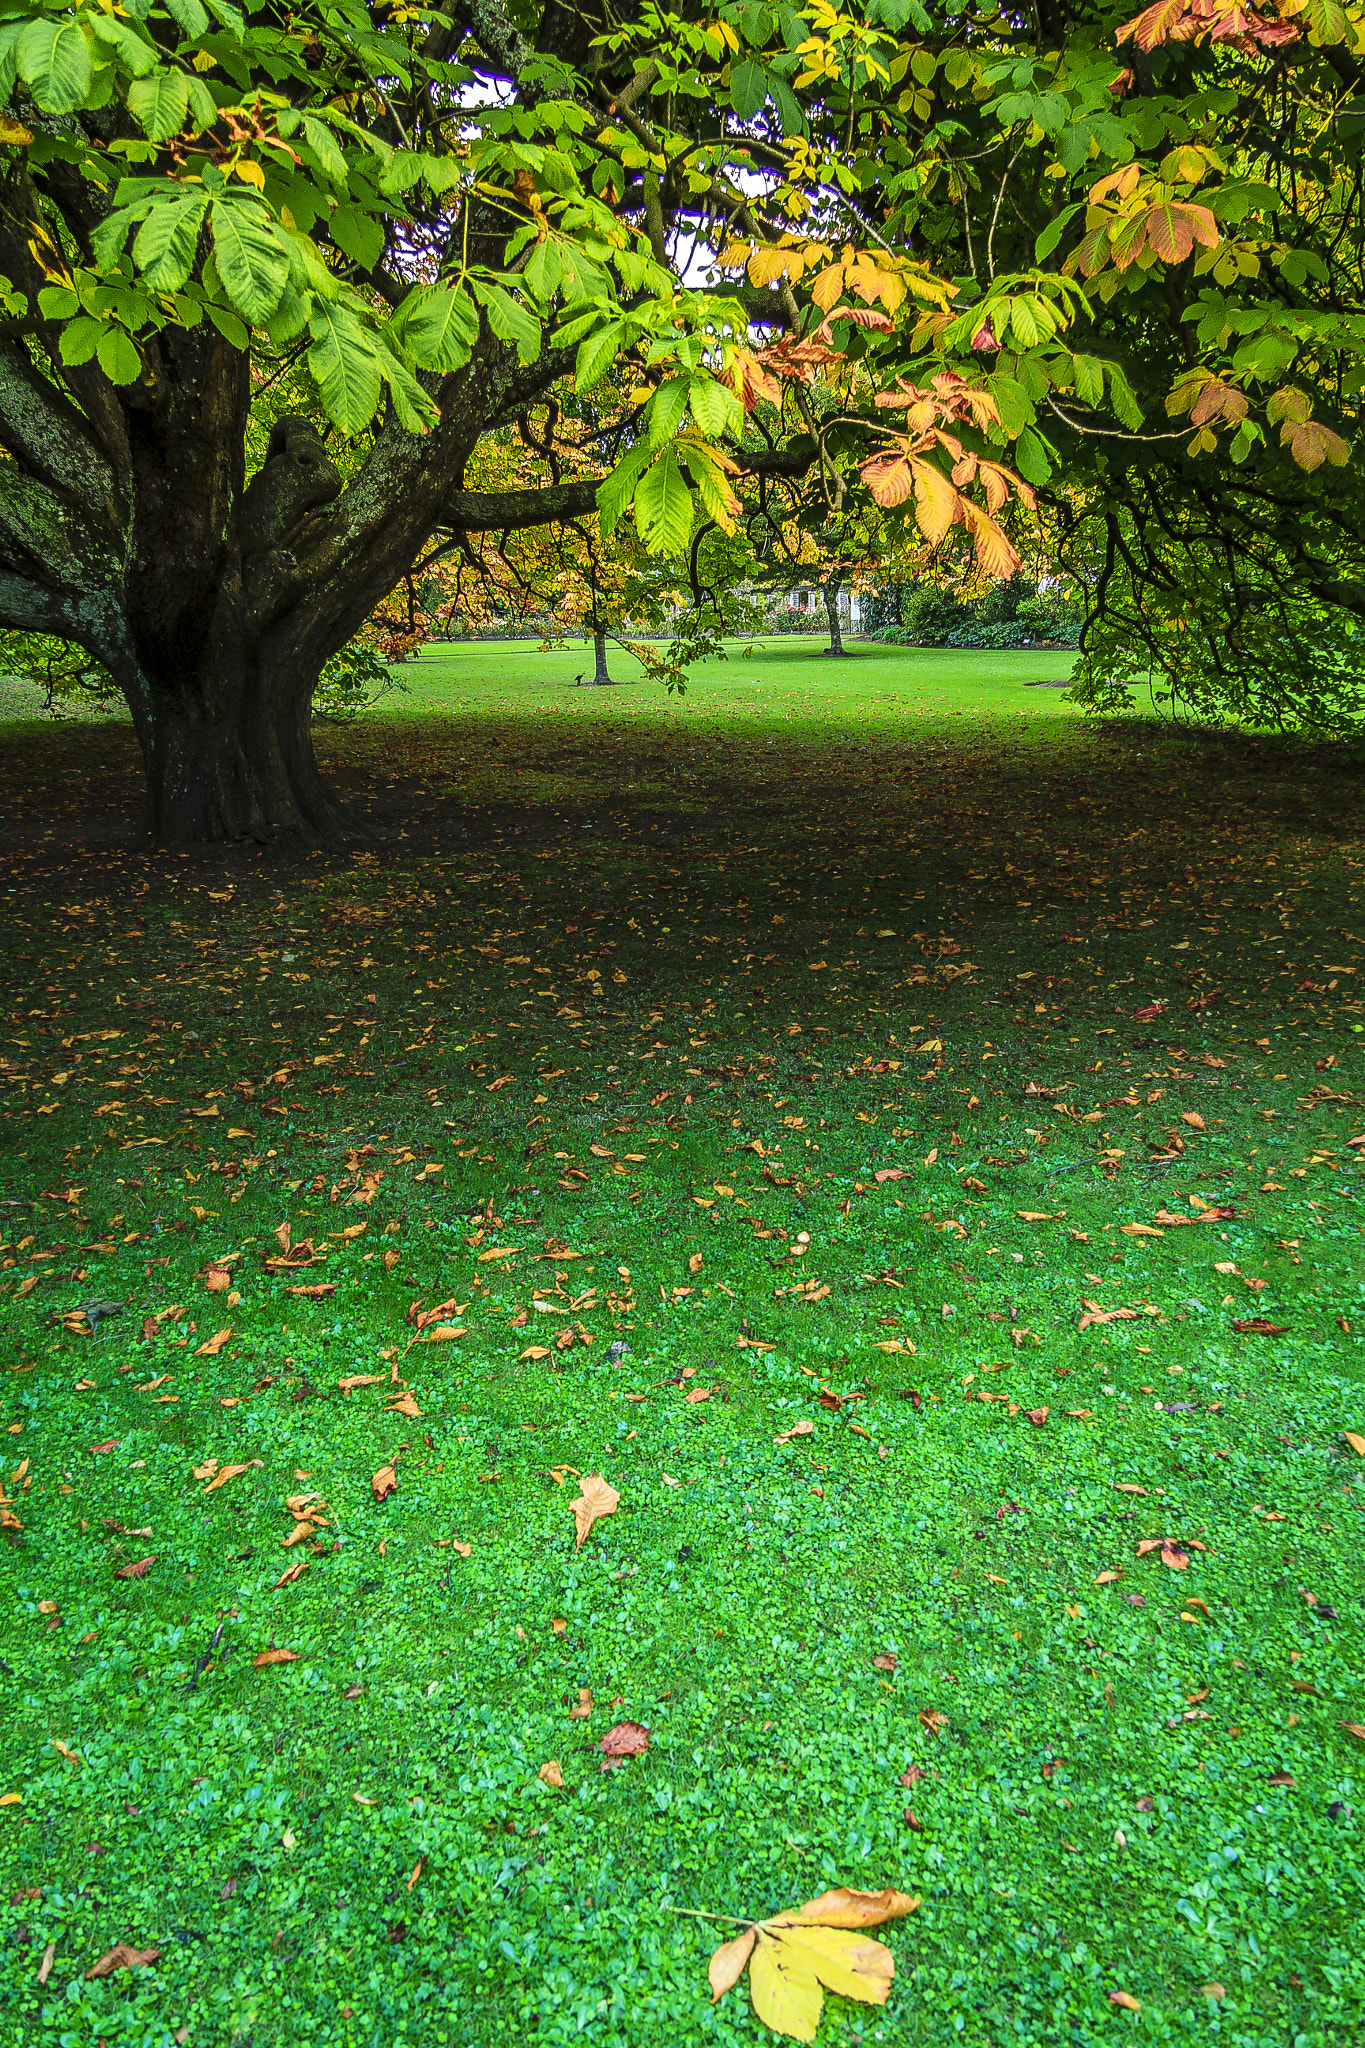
203,1460,258,1493
1344,1432,1365,1457
766,1923,895,2008
0,1791,21,1805
1109,1990,1141,2011
749,1926,824,2043
539,1759,564,1788
911,459,959,543
709,1926,756,2002
195,1326,233,1355
1120,1223,1163,1237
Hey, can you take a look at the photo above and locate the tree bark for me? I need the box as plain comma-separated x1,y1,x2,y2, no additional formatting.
823,574,845,656
591,629,612,684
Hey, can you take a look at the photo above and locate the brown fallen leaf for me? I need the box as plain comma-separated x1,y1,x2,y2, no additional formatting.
114,1556,155,1580
598,1721,650,1767
775,1420,816,1444
1266,1769,1297,1787
51,1739,80,1766
1341,1722,1365,1742
203,1461,261,1494
253,1648,300,1669
871,1653,898,1673
372,1464,398,1502
709,1926,757,2003
85,1944,161,1980
539,1760,564,1788
898,1764,924,1789
1108,1990,1141,2011
338,1374,385,1394
1094,1570,1122,1585
37,1939,56,1985
195,1327,232,1356
1025,1406,1049,1427
1016,1211,1057,1222
386,1391,422,1418
273,1557,310,1588
569,1472,619,1549
1231,1318,1288,1336
918,1707,946,1739
286,1283,335,1299
569,1687,594,1719
451,1540,472,1559
1202,1983,1225,2001
688,1252,704,1274
205,1267,231,1293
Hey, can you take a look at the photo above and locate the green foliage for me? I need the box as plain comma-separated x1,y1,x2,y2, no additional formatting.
311,637,408,724
0,628,117,711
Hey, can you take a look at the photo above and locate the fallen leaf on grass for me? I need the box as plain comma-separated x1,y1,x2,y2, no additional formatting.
1202,1983,1225,2001
0,1792,22,1806
451,1540,471,1558
1266,1769,1297,1787
707,1887,919,2040
1108,1990,1140,2011
1137,1538,1190,1569
37,1939,55,1983
569,1473,619,1549
286,1283,335,1300
205,1267,232,1293
539,1760,564,1788
775,1421,815,1444
113,1556,155,1579
599,1721,649,1767
203,1461,261,1494
195,1328,233,1357
253,1648,300,1669
338,1374,385,1394
51,1740,80,1766
273,1558,310,1588
386,1391,422,1418
1340,1722,1365,1742
1343,1432,1365,1457
86,1944,160,1980
569,1688,593,1718
1231,1318,1288,1337
1025,1406,1049,1427
372,1464,398,1502
1094,1570,1122,1585
918,1708,946,1739
871,1653,898,1672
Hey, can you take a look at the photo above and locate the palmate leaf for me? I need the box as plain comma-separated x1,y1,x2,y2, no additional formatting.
708,1886,918,2042
395,285,479,373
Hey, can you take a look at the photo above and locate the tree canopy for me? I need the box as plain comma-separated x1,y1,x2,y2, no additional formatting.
1,0,1362,836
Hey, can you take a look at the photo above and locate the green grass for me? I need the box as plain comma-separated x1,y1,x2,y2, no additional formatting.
1,645,1363,2048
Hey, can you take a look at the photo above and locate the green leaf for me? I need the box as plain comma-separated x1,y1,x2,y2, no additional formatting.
524,237,562,304
205,299,248,349
396,286,478,373
328,204,385,271
688,374,741,439
262,282,308,346
202,0,244,38
58,315,104,368
16,18,92,116
1035,202,1082,264
308,300,383,433
302,115,349,188
96,326,143,385
128,69,192,143
210,196,289,323
634,448,693,552
769,75,805,137
478,283,541,365
596,439,655,536
379,342,439,434
186,75,217,131
1014,426,1053,485
89,15,158,75
647,376,691,449
1106,362,1144,430
1072,353,1103,409
162,0,210,35
987,372,1031,438
576,320,621,394
132,188,209,292
730,57,768,119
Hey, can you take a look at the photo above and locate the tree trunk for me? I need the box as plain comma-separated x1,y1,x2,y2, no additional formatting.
591,629,612,684
135,655,342,843
823,575,845,656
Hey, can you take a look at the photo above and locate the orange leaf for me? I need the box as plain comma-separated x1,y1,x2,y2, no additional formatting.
195,1327,232,1356
709,1925,757,2002
253,1648,300,1669
372,1464,398,1502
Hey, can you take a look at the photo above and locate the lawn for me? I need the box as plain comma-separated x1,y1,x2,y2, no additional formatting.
1,640,1362,2048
